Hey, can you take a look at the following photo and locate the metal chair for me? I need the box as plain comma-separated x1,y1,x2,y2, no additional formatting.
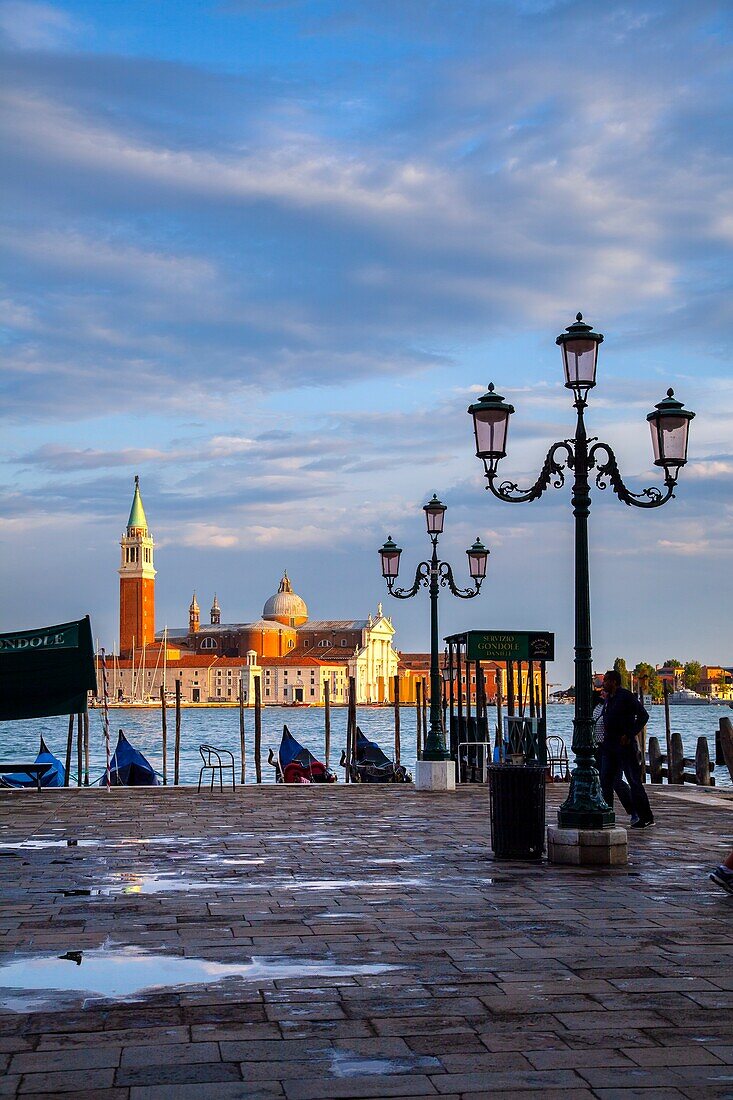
198,744,235,793
546,735,570,781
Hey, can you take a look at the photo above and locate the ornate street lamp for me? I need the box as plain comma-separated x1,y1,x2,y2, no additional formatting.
468,314,694,828
379,500,488,761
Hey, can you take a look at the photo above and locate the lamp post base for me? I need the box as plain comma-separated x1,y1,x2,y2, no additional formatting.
547,825,627,866
415,759,456,791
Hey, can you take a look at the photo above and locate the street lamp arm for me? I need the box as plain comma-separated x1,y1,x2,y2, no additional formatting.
437,561,482,599
588,441,676,508
486,440,574,503
386,561,431,599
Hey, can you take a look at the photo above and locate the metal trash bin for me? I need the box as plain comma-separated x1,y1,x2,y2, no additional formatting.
488,763,546,860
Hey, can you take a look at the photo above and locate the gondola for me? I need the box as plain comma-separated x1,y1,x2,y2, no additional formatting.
0,736,65,788
340,727,412,783
267,725,337,784
101,730,159,786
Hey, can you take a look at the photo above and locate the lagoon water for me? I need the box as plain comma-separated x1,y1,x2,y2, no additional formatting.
0,704,729,787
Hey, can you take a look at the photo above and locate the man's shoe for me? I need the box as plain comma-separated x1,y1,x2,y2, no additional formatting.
709,867,733,895
630,818,655,829
629,814,640,826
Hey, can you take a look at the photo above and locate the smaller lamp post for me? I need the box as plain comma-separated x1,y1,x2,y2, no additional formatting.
379,496,488,764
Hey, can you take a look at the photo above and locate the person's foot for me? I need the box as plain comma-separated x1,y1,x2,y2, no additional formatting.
709,866,733,894
629,814,640,826
630,817,655,829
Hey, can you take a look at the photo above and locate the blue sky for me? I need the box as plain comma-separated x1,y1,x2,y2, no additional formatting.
1,0,732,684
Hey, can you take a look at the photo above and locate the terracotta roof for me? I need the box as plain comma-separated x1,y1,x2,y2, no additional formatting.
260,656,326,668
116,655,220,669
297,620,367,632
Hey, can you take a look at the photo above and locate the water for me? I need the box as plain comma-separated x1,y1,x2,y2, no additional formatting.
0,704,729,786
0,947,400,1011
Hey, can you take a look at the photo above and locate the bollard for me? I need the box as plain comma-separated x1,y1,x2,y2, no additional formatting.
669,730,684,784
695,736,712,786
648,736,663,783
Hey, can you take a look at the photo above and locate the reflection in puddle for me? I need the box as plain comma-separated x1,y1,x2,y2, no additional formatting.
329,1049,441,1078
0,948,400,1010
0,839,95,849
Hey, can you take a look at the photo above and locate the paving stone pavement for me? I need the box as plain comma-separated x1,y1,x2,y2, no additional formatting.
0,782,732,1099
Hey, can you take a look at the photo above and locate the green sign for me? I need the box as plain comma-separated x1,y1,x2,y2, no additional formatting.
466,630,554,662
0,616,96,721
0,623,79,654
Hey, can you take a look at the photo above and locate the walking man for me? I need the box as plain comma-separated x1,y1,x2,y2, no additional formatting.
599,669,654,828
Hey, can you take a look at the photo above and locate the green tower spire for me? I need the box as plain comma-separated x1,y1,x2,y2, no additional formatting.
127,475,148,532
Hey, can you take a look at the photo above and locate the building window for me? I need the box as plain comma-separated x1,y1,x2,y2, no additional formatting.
288,639,294,649
341,639,346,647
310,688,315,697
304,640,309,648
200,637,217,650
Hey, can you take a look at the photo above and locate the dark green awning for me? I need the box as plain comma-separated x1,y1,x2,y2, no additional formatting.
0,616,97,720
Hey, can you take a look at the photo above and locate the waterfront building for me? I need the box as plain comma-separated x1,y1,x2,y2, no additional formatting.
698,666,733,701
112,479,398,703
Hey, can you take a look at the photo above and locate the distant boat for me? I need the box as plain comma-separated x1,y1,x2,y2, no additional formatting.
0,736,65,788
667,688,726,706
268,726,337,784
102,730,159,786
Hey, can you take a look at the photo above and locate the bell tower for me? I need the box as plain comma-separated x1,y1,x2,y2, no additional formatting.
189,593,200,634
119,476,156,656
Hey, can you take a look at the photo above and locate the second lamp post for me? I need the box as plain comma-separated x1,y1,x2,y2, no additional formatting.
379,496,488,764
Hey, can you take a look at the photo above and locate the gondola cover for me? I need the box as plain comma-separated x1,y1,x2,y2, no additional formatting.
103,730,159,786
346,729,412,783
0,737,65,788
278,726,337,783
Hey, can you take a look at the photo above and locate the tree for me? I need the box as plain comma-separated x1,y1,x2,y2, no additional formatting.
612,657,631,690
634,661,662,702
662,658,682,669
684,661,703,691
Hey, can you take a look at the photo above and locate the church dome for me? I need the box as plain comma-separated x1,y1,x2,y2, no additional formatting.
262,572,308,626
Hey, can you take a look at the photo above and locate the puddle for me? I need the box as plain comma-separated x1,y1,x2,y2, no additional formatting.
329,1049,441,1078
0,840,95,849
0,948,400,1010
286,878,428,891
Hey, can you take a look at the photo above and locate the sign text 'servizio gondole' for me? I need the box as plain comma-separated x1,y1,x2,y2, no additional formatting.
465,630,555,663
0,616,97,721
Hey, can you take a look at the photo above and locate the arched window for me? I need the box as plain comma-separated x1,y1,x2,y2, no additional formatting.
200,637,217,650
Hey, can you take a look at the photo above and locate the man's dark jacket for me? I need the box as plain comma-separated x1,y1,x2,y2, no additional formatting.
602,687,649,748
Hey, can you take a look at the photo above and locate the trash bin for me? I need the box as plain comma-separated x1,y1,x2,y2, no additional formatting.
488,763,546,860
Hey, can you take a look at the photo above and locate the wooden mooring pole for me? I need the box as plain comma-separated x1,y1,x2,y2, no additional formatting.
160,686,167,785
174,678,181,785
64,713,74,787
76,713,83,787
663,680,672,773
393,674,401,766
254,676,262,783
239,679,246,784
324,679,331,770
415,680,422,760
83,711,90,787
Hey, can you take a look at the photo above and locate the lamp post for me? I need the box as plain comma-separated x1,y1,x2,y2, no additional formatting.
468,314,694,828
379,497,488,762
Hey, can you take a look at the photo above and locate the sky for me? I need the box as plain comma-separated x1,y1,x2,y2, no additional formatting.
1,0,732,686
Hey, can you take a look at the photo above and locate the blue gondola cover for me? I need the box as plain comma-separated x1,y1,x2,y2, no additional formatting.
0,736,65,788
104,730,159,786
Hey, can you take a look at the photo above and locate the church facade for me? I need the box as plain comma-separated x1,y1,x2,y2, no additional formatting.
115,478,399,704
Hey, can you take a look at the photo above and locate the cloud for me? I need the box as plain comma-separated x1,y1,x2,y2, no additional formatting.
0,1,80,50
